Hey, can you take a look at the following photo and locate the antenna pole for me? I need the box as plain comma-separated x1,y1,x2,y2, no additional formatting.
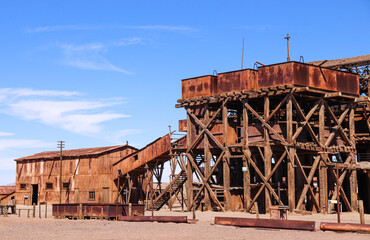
241,36,245,69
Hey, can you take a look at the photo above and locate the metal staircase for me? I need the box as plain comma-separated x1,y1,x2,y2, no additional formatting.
152,170,187,210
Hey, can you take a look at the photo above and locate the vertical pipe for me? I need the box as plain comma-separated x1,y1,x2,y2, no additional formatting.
336,163,340,223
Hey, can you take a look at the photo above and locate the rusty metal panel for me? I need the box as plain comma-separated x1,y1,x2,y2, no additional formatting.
258,62,359,95
15,147,136,205
52,203,144,218
16,145,138,162
179,119,187,132
336,71,359,95
214,217,315,231
113,134,171,175
182,75,217,99
118,216,188,223
218,69,258,94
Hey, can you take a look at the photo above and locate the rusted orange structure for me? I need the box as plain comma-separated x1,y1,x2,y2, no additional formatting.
14,145,137,205
170,60,368,214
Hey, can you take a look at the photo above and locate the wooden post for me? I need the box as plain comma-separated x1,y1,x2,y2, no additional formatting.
349,105,358,211
27,209,30,218
32,203,35,218
79,203,83,219
18,209,20,217
129,203,132,216
186,110,193,209
254,202,259,219
45,203,47,218
223,101,230,211
264,96,272,212
39,203,41,218
319,101,328,214
359,200,365,224
287,96,295,212
242,101,251,211
204,104,211,211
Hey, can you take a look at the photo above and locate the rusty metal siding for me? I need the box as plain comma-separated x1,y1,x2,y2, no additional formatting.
218,69,258,94
113,134,171,175
182,75,217,99
182,62,359,99
259,62,359,95
179,119,187,132
14,147,135,205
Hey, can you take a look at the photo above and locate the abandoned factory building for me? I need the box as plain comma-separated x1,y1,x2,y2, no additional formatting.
15,145,137,205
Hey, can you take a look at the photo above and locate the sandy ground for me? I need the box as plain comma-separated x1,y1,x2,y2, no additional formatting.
0,205,369,240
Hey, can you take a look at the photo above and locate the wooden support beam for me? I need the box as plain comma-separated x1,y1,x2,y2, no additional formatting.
318,101,328,214
242,101,250,211
204,104,211,210
244,149,285,212
287,95,295,212
223,100,230,211
244,101,288,145
190,151,225,211
294,153,321,212
186,153,225,211
186,114,193,209
245,150,286,212
349,104,358,211
264,96,272,212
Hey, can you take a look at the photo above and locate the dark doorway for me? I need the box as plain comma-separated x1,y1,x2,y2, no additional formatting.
32,184,38,205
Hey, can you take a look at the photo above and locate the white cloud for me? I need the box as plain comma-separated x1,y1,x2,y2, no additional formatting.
0,88,134,136
0,139,53,151
0,131,14,137
58,43,132,74
26,25,197,33
0,88,79,102
7,100,129,134
114,37,143,47
108,129,143,144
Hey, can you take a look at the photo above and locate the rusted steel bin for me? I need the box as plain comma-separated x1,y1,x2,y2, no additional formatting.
182,75,217,99
258,62,359,95
217,69,258,94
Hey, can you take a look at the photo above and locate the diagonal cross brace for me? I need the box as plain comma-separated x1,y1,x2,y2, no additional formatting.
186,153,225,211
245,150,287,212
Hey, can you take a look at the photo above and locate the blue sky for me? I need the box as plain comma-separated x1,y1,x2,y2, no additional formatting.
0,1,369,185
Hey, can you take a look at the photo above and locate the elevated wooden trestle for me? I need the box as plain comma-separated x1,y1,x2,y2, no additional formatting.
173,84,360,214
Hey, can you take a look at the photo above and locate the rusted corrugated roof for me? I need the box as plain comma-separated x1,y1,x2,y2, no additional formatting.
0,186,15,195
310,54,370,68
15,145,137,161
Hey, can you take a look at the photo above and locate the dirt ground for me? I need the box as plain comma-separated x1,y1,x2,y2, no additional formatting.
0,205,369,240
